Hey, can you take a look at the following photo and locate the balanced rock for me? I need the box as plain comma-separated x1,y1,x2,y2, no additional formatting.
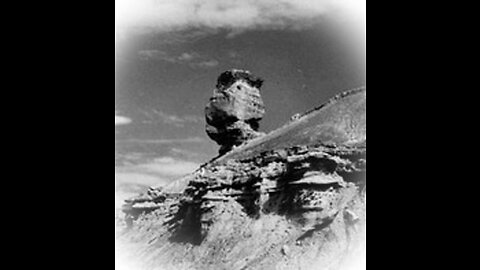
119,88,367,270
205,69,266,154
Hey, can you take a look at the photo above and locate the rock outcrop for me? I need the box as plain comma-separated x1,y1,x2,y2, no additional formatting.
205,69,266,155
117,84,366,270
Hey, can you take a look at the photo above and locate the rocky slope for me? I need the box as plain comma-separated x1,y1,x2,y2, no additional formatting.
116,83,366,270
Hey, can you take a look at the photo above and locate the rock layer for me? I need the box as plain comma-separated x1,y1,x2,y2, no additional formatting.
205,69,266,154
118,87,366,270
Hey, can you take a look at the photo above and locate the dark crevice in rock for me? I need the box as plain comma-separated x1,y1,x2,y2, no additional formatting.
168,203,204,245
216,69,264,90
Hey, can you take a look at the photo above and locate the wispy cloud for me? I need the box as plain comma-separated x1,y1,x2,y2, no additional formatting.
116,137,205,144
170,147,206,159
190,59,219,68
115,171,170,209
137,50,172,61
116,156,198,180
138,50,219,68
116,0,365,35
136,156,199,176
115,113,132,126
115,156,200,207
178,52,196,61
141,109,203,127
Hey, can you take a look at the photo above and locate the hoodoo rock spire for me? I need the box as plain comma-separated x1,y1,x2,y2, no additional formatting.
205,69,266,155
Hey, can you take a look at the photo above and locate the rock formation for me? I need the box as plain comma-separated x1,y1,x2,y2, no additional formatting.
117,83,366,270
205,69,266,155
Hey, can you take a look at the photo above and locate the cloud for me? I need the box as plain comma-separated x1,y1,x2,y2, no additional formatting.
190,59,219,68
115,172,169,209
115,114,132,126
137,157,199,176
178,52,195,61
138,49,173,61
116,156,199,178
115,172,167,188
115,156,200,205
141,109,203,127
116,137,205,144
116,0,365,34
170,147,205,159
138,50,219,68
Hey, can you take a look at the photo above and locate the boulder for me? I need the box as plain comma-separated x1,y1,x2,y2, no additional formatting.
205,69,266,154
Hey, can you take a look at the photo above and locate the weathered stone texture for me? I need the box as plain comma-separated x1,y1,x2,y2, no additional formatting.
205,69,266,154
118,83,366,270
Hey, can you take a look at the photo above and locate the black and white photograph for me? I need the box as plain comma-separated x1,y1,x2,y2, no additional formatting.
115,1,366,269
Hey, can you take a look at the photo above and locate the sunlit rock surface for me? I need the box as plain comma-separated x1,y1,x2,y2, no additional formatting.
117,79,366,270
205,69,266,155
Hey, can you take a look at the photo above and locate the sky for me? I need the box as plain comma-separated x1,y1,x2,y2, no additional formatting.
115,0,366,202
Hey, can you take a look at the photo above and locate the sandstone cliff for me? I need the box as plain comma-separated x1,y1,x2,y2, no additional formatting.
117,82,366,270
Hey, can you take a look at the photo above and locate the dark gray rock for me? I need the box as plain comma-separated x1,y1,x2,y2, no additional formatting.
205,69,266,154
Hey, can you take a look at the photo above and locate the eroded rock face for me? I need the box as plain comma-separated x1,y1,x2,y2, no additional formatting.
118,88,366,270
205,69,266,154
119,143,366,270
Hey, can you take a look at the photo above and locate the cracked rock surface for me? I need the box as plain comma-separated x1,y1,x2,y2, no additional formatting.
205,69,266,155
117,86,366,270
